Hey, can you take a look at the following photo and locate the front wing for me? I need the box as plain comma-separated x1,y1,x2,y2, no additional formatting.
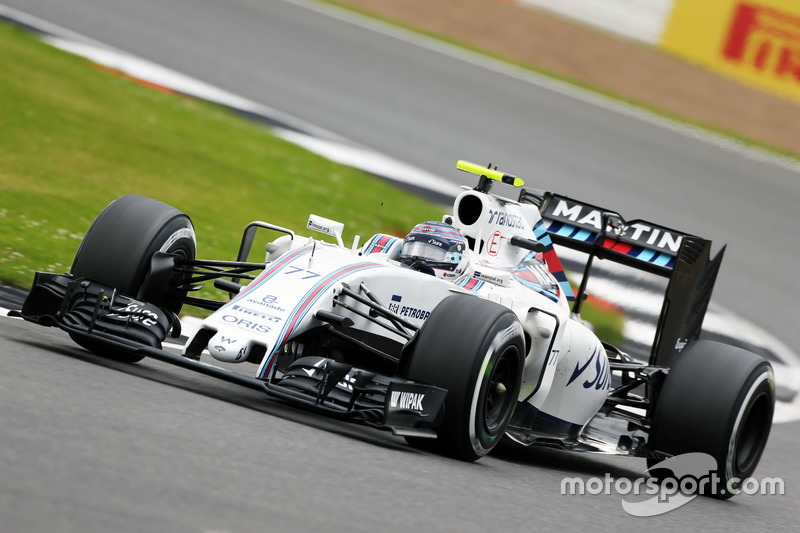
14,272,447,438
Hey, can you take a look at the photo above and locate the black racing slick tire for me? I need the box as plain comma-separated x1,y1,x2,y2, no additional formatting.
648,340,775,499
402,294,525,461
71,195,196,311
69,195,196,362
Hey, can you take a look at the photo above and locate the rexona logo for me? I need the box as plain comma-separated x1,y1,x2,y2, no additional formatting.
390,391,425,411
545,197,683,254
723,3,800,83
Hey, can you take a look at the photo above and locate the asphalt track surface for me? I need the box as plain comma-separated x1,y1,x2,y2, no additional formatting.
1,0,799,531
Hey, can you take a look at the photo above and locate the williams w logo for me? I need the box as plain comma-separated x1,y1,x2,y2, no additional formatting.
390,391,425,411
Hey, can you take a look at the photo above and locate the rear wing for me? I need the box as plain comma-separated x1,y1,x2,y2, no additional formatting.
520,190,725,368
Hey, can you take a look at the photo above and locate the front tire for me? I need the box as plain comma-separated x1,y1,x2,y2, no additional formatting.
402,295,525,461
648,340,775,499
69,195,196,362
71,195,196,313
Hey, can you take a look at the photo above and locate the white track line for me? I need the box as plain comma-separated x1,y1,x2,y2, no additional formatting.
43,36,462,201
278,0,800,174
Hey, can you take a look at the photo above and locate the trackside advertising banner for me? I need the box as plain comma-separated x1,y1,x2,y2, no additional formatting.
661,0,800,104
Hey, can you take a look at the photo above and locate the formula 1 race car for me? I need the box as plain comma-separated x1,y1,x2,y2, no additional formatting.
16,160,775,498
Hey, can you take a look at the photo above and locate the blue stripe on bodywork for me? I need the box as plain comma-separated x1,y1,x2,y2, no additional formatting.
219,245,313,313
555,224,576,238
258,262,385,379
653,253,674,267
533,218,574,302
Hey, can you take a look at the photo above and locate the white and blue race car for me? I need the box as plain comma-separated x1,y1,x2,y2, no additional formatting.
16,160,775,498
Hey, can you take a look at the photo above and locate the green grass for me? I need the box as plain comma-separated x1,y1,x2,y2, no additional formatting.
578,295,625,346
0,21,624,341
0,23,445,289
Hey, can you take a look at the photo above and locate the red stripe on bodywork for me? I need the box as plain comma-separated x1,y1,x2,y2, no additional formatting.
232,246,312,302
259,262,383,379
603,239,632,254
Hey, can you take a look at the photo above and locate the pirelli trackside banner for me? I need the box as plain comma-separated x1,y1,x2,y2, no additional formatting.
661,0,800,104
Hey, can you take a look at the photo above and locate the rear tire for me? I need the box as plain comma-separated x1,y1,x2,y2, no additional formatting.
69,195,196,362
648,340,775,499
402,294,525,461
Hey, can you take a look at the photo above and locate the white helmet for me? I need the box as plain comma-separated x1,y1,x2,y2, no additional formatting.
400,222,469,280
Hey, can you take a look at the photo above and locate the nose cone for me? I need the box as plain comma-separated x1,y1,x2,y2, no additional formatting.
209,332,273,364
207,332,248,363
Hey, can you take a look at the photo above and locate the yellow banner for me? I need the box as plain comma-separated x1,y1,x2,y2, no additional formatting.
661,0,800,103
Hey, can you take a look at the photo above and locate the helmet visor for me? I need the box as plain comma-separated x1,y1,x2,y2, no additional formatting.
401,240,452,264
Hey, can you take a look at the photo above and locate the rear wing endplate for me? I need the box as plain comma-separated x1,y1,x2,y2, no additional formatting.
521,190,725,367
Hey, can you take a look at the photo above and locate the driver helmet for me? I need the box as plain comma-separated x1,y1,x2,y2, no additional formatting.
400,222,468,279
